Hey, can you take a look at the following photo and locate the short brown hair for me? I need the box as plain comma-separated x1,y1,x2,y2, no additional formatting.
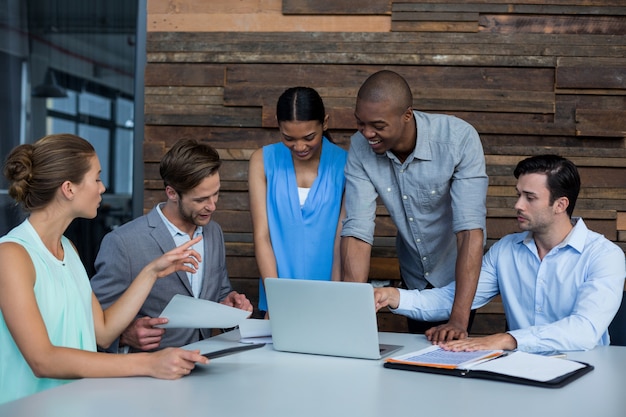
159,139,221,195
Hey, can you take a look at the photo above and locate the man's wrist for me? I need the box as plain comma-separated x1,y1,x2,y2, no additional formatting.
119,333,128,348
389,288,405,310
504,332,518,350
447,308,470,330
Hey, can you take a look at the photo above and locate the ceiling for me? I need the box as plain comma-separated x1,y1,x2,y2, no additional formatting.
26,0,137,35
25,0,138,84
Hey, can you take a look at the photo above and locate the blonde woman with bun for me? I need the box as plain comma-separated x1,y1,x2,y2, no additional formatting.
0,134,209,404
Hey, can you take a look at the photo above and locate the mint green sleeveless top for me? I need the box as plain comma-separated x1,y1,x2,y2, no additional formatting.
0,220,96,404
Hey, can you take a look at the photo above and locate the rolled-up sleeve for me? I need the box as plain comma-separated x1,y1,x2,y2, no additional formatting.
450,122,488,234
341,134,378,245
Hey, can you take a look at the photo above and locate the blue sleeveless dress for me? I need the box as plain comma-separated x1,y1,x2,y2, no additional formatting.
0,220,96,404
258,138,347,311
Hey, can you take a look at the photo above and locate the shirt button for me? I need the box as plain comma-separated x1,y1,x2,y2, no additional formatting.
431,190,436,194
425,272,430,277
403,195,408,200
422,257,427,261
409,217,414,222
387,188,391,192
416,238,421,243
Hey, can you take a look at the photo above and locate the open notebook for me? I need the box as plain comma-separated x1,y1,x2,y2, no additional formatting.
384,345,593,388
265,279,402,360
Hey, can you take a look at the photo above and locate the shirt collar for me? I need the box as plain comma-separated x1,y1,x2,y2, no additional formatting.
412,111,432,161
384,110,432,164
561,217,586,253
521,217,586,254
156,203,203,239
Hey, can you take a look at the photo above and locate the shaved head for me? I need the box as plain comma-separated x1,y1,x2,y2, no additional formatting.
357,70,413,115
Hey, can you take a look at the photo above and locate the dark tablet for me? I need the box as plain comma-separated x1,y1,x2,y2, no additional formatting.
202,343,266,359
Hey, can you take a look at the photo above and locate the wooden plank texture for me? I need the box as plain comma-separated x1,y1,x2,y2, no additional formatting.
557,57,626,89
283,0,390,15
144,3,626,334
394,2,626,14
479,15,626,35
147,32,626,61
144,63,225,86
576,109,626,137
618,212,626,231
395,0,626,8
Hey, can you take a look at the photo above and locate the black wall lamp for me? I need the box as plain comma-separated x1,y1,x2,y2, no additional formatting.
31,68,67,98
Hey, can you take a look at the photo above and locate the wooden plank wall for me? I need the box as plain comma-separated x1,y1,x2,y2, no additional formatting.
145,0,626,334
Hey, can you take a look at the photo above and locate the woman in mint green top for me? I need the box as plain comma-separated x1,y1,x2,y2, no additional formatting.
0,134,208,404
0,219,96,400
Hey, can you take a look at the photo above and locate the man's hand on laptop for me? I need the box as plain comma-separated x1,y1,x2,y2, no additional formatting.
374,287,400,311
220,291,253,314
120,316,167,351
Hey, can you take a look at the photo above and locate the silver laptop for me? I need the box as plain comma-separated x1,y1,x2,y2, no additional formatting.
265,279,403,360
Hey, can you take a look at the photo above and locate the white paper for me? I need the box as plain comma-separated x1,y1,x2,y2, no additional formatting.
239,319,272,338
157,294,250,329
240,336,273,345
472,351,585,382
238,318,273,344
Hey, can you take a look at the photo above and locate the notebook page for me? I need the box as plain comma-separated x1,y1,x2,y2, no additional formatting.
387,345,503,369
471,351,585,382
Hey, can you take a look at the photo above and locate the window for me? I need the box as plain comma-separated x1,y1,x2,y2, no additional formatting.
0,0,141,273
46,75,134,195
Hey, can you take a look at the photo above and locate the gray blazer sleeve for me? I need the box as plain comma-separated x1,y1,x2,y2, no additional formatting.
91,230,136,353
92,231,135,309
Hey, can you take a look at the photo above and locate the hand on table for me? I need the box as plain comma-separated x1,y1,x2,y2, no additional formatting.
438,333,517,352
425,320,469,344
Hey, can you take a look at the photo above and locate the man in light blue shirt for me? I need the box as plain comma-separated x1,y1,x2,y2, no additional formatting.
341,70,488,342
374,155,626,352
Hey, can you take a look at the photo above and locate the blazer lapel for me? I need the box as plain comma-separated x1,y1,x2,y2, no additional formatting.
146,207,194,296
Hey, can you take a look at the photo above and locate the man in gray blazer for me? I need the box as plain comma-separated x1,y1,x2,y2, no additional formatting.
91,139,252,352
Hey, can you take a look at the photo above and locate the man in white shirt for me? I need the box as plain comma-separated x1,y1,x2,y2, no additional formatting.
374,154,625,352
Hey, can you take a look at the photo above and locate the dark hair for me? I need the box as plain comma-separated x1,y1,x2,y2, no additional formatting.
514,154,580,217
159,138,221,195
276,86,332,141
3,134,96,212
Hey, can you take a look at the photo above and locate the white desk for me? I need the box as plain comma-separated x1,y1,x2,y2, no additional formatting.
1,331,625,417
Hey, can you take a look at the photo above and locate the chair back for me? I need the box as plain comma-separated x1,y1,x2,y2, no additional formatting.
608,291,626,346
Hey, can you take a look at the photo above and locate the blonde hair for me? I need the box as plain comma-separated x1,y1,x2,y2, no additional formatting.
3,134,96,212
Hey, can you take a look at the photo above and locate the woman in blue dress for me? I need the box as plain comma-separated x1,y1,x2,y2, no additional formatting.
0,134,208,404
249,87,348,315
